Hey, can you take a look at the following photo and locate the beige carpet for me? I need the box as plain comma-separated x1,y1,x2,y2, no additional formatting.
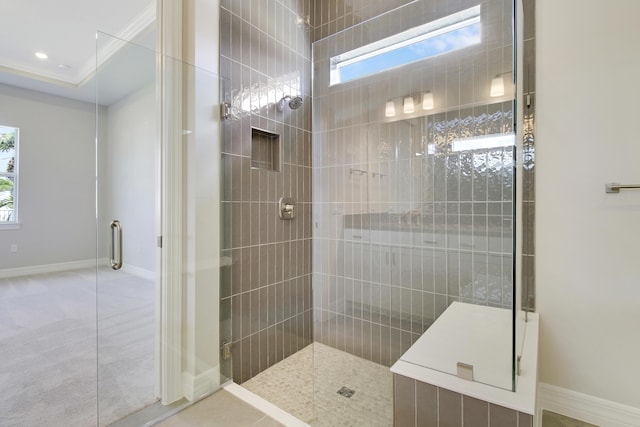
0,268,156,426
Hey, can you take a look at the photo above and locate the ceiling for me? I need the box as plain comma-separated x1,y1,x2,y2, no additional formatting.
0,0,156,105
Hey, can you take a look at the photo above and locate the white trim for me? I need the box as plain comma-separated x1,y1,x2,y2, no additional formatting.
537,383,640,427
224,383,311,427
0,259,95,279
0,64,79,88
153,0,165,403
86,5,157,85
180,0,221,405
122,264,155,281
183,367,221,402
96,257,155,281
157,0,184,406
85,3,158,86
0,4,156,87
0,222,20,230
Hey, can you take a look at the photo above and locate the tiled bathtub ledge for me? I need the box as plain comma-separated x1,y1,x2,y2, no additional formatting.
391,302,539,424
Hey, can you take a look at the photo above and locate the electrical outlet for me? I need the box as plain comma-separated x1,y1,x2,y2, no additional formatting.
10,244,18,253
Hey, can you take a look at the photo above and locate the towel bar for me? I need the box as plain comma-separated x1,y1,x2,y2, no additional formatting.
605,183,640,193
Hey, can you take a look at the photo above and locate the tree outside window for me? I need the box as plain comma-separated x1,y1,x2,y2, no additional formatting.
0,126,18,223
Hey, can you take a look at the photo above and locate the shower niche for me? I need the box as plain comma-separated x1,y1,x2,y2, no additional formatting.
251,127,280,172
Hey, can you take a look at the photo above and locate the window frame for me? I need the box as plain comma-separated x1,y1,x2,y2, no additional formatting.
0,125,19,229
329,5,482,86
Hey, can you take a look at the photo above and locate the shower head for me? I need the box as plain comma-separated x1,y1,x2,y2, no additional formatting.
288,95,303,109
277,95,303,112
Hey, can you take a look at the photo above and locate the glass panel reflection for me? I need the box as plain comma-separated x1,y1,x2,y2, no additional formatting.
313,0,516,398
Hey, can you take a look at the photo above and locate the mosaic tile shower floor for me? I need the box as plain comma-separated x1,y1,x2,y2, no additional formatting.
243,342,393,426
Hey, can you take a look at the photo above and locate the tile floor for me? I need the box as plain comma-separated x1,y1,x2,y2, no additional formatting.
156,344,598,427
155,390,284,427
243,342,393,426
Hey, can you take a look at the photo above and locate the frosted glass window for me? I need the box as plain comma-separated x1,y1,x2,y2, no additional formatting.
451,133,516,152
330,6,481,86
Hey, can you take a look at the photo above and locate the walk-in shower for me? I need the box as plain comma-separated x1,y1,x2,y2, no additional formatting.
220,0,523,425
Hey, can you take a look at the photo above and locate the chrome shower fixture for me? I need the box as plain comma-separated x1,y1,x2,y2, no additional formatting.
277,95,303,112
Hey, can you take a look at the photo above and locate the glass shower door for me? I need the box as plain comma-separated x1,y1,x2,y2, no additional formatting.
312,0,517,424
95,32,159,426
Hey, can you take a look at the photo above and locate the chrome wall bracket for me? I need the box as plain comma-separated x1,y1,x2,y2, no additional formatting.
221,102,231,120
222,341,232,360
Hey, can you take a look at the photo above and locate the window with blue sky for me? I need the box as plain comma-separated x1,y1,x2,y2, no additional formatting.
330,6,481,86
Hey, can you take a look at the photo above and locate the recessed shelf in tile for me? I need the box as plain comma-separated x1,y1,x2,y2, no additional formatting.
251,127,280,172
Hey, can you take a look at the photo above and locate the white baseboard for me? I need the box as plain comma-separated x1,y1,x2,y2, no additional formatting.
183,367,220,402
95,257,155,281
537,383,640,427
122,264,155,281
224,383,310,427
0,259,155,280
0,259,95,279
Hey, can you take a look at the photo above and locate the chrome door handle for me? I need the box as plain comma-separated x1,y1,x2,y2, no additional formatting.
110,220,123,270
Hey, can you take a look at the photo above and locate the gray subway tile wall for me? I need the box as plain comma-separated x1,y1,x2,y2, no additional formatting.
393,374,534,427
219,0,314,383
438,387,463,427
311,0,415,41
463,396,489,427
219,0,535,406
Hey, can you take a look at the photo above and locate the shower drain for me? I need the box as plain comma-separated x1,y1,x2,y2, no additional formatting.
337,386,356,398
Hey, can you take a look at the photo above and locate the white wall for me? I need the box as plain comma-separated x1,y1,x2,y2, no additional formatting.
0,84,95,270
0,81,156,274
537,0,640,410
102,83,157,274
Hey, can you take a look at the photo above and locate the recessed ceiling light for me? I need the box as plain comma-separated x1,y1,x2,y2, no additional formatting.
57,64,71,69
35,52,48,60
